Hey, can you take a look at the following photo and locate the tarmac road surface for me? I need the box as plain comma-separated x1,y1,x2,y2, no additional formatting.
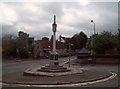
2,56,119,87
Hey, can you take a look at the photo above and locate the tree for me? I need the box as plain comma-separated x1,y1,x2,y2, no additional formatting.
86,37,92,50
27,37,34,56
2,38,29,58
42,37,49,40
18,31,29,40
64,38,71,51
71,32,88,50
18,31,34,58
2,34,17,40
86,31,118,54
116,28,120,53
79,32,88,48
2,31,34,58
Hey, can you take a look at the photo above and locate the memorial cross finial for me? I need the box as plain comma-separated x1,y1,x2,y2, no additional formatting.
54,15,56,23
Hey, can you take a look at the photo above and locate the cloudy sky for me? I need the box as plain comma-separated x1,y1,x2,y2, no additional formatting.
1,0,119,40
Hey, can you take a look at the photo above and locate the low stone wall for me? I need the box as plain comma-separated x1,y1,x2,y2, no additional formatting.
94,58,119,64
77,55,120,59
77,55,120,64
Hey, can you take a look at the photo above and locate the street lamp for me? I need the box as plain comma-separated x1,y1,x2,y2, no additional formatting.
91,20,96,63
91,20,95,35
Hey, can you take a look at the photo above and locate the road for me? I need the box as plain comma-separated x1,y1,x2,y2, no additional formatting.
74,65,119,87
2,56,119,87
2,56,76,75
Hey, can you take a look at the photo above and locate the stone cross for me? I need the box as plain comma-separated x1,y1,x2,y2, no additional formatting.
52,15,57,54
50,15,59,66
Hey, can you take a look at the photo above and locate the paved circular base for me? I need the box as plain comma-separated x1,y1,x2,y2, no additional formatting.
23,66,82,77
3,70,113,85
37,65,71,72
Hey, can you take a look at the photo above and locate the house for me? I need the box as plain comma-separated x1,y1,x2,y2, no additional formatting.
34,40,66,58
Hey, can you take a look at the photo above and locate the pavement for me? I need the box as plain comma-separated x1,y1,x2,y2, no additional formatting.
2,69,114,85
2,56,119,87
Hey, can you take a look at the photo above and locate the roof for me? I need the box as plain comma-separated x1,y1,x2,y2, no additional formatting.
35,40,51,49
34,40,65,49
59,35,71,42
79,48,90,54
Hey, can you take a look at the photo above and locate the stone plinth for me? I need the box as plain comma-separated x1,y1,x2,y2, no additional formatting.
23,66,82,77
37,65,70,72
50,52,59,66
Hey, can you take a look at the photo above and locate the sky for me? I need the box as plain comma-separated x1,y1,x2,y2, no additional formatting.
1,0,119,40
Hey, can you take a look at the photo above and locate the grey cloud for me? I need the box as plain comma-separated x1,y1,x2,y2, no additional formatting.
1,2,118,40
63,2,118,35
2,23,18,36
40,2,64,18
118,2,120,29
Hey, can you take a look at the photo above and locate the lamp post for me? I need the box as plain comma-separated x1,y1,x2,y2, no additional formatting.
91,20,95,35
91,20,96,63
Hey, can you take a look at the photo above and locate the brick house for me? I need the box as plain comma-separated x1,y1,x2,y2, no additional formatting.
34,40,67,58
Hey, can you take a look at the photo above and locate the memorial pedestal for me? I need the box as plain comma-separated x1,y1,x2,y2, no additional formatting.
37,52,70,72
